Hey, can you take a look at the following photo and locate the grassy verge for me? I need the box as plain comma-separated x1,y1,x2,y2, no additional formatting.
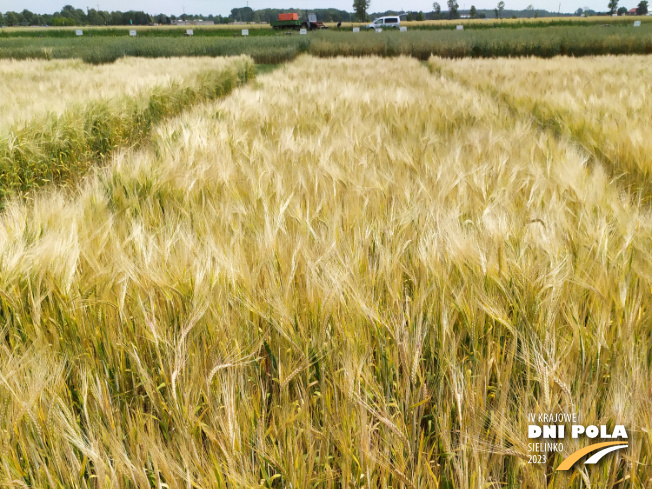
0,26,279,38
0,36,309,64
310,24,652,59
0,55,255,202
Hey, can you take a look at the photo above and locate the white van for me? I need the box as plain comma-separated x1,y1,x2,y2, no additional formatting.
365,16,401,29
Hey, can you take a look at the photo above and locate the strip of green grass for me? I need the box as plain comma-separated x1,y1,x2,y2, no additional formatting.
0,26,280,38
0,36,308,63
309,24,652,59
0,25,650,65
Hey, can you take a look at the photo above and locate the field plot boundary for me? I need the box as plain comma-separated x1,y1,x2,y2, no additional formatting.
0,55,255,203
429,56,652,203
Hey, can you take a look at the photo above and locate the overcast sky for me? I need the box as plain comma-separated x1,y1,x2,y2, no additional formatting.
1,0,631,17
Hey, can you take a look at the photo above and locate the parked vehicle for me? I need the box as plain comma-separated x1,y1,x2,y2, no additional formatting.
307,13,327,29
270,12,327,30
364,16,401,30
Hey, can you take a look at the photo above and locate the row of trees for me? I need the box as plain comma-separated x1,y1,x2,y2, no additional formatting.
434,1,502,19
408,3,490,20
607,0,648,15
429,0,647,20
0,5,356,27
0,5,233,27
354,2,546,21
354,0,647,21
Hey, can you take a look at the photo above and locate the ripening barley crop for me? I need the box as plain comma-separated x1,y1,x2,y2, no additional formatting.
430,55,652,198
0,56,254,199
0,57,247,131
0,55,650,488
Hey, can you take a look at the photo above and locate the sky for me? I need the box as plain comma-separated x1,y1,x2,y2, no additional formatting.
1,0,633,17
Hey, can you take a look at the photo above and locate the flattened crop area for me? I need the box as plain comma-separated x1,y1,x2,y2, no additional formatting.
0,55,651,488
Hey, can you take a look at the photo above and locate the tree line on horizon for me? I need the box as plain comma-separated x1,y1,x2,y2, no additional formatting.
3,6,353,27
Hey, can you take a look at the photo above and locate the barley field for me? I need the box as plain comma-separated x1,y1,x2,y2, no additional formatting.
0,57,250,131
0,56,254,200
429,55,652,198
0,54,651,488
